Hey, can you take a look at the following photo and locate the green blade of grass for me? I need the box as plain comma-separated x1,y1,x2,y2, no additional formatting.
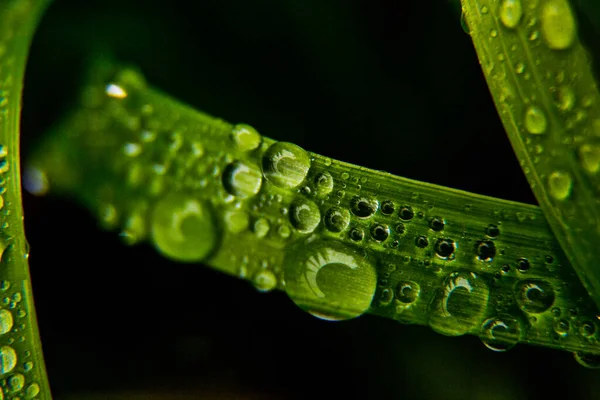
0,0,53,398
29,59,600,362
461,0,600,311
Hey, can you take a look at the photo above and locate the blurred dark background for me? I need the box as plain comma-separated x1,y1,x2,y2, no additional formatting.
19,0,600,399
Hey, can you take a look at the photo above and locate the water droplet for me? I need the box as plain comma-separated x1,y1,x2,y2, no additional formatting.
554,318,570,336
0,145,6,158
486,224,500,238
381,200,395,215
578,144,600,174
151,193,217,262
8,373,24,392
429,217,445,231
517,257,530,272
548,170,573,200
525,106,548,134
289,198,321,233
555,86,576,111
224,210,250,234
262,142,311,188
515,62,525,74
515,279,555,313
396,281,420,304
24,383,40,399
0,310,12,335
123,142,142,157
314,172,334,195
435,238,456,260
480,316,521,351
349,228,364,241
416,235,429,248
105,83,127,99
231,124,261,151
370,224,389,242
254,218,270,238
499,0,523,29
490,29,498,38
574,352,600,368
429,272,490,336
283,241,378,321
460,11,470,35
222,161,263,198
0,346,16,374
399,205,414,220
541,0,577,50
350,195,378,218
253,270,277,292
580,321,596,338
379,288,394,305
475,240,496,261
324,206,350,233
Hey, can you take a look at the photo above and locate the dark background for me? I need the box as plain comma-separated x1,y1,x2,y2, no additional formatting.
19,0,600,399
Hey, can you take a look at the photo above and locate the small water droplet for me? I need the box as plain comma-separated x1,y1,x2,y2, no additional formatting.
429,217,445,232
578,144,600,174
547,170,573,200
350,195,378,218
381,200,395,215
429,272,490,336
525,105,548,134
105,83,127,99
151,193,217,262
515,279,555,313
396,281,420,304
289,198,321,233
262,142,311,188
486,224,500,238
555,86,576,111
231,124,261,151
515,62,525,74
254,218,270,238
370,224,389,242
399,205,414,221
490,29,498,38
435,238,456,260
480,316,521,351
541,0,577,50
554,318,570,337
253,270,277,292
283,241,378,321
416,235,429,248
517,257,530,272
349,227,364,241
224,210,250,234
24,383,40,399
314,172,334,195
324,206,350,233
499,0,523,29
222,161,263,198
475,240,496,262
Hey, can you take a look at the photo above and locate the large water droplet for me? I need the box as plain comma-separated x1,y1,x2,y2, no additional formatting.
0,346,16,374
541,0,577,50
499,0,522,29
262,142,311,188
0,310,12,335
324,206,350,233
283,241,377,321
151,193,217,262
25,383,40,399
289,198,321,233
524,106,548,134
574,352,600,369
231,124,261,151
547,170,573,200
222,161,263,198
579,144,600,174
480,316,521,352
515,279,555,313
428,272,490,336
